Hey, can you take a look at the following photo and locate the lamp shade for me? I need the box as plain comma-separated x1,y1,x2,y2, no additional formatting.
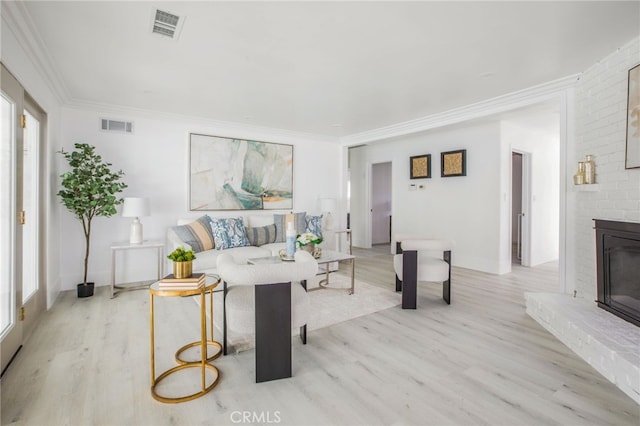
320,198,336,213
122,197,150,218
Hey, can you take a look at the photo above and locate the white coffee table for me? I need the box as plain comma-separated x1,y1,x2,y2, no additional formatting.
248,249,355,294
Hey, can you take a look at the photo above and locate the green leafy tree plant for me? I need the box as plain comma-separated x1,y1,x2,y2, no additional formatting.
57,143,127,285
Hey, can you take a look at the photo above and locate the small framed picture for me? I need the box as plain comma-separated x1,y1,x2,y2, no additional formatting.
441,149,466,177
410,154,431,179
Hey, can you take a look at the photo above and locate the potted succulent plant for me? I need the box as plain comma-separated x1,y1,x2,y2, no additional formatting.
57,143,127,298
167,246,196,279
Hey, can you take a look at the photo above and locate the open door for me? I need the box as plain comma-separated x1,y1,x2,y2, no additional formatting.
512,150,532,267
371,162,392,245
1,64,46,376
512,152,523,264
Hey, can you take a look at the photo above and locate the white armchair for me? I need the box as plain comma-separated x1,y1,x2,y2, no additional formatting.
216,250,318,382
393,235,454,309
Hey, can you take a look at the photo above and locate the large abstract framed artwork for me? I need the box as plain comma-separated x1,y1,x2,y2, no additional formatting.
189,133,293,210
626,63,640,169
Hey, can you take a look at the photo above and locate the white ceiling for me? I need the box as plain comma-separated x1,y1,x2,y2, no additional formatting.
17,1,640,138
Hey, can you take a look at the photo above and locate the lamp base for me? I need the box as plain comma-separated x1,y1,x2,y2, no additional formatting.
324,212,334,231
130,218,143,244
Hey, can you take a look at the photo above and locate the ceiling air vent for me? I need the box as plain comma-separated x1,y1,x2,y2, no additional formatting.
101,119,133,134
151,8,184,39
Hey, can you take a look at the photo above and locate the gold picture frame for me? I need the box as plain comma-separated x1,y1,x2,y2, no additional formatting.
441,149,466,177
410,154,431,179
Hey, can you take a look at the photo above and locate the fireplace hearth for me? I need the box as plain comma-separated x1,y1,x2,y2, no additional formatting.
595,219,640,327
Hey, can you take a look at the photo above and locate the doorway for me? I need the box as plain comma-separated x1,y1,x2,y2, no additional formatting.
512,152,524,264
1,64,46,376
371,162,392,246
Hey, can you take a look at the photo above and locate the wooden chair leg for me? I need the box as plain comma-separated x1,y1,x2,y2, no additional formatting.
300,325,307,344
443,250,451,305
402,250,417,309
395,275,402,292
443,279,451,304
300,279,308,344
395,242,403,292
255,282,292,383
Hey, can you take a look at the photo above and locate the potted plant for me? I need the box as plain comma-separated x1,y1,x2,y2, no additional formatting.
57,143,127,298
167,246,196,278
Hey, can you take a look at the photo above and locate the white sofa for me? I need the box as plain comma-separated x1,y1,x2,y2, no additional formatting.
166,213,321,275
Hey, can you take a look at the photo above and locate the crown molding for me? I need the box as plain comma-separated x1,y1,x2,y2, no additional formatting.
64,99,340,145
1,1,71,103
340,74,580,146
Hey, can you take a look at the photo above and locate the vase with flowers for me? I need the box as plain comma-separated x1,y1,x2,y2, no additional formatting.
296,232,323,258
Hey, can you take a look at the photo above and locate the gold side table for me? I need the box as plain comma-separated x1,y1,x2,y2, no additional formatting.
149,276,222,403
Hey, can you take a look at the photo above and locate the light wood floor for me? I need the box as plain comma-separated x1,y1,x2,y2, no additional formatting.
2,246,639,426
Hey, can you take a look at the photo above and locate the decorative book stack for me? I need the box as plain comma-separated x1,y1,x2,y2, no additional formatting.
158,272,205,290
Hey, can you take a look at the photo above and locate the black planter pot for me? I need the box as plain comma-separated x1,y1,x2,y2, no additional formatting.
77,282,95,298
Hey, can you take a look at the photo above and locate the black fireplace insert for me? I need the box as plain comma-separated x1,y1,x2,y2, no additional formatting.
595,219,640,327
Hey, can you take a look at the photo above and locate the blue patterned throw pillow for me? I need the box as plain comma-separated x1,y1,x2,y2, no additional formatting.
210,217,250,250
306,215,323,239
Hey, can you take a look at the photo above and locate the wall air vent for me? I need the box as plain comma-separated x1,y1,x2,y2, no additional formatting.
151,8,184,40
101,119,133,134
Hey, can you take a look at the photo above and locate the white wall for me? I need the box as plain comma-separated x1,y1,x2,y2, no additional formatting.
350,121,505,274
502,118,560,267
58,107,342,290
572,36,640,300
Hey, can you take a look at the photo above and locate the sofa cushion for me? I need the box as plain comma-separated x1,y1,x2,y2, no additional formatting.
246,224,277,246
273,212,306,242
170,215,215,253
211,217,250,250
305,214,323,238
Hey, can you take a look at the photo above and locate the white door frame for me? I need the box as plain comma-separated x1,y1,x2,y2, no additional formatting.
1,64,24,376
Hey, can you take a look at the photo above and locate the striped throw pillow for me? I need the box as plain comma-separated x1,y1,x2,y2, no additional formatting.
170,216,215,253
246,224,277,246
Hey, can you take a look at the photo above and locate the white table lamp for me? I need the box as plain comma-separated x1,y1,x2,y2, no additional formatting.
122,197,150,244
320,198,337,230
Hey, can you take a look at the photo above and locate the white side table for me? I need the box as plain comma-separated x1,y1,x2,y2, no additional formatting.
325,229,352,254
110,240,165,298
